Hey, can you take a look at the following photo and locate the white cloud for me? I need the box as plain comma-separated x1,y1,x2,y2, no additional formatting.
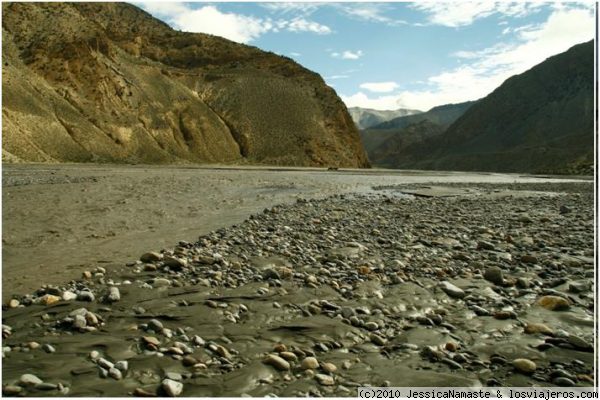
326,75,350,80
341,92,410,111
412,1,545,27
331,50,364,60
137,2,189,18
261,3,322,15
286,17,331,34
289,52,302,57
137,3,331,43
171,6,270,43
333,3,407,25
343,6,594,111
359,82,399,93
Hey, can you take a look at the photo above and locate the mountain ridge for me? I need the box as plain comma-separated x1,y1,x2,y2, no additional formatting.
2,2,370,167
400,40,594,174
348,107,421,130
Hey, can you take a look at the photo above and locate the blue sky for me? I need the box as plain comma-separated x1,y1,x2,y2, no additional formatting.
137,2,595,111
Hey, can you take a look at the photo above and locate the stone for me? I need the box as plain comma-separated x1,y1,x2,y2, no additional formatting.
19,374,43,386
559,205,572,214
553,377,575,386
37,294,61,306
73,315,87,329
568,335,592,350
477,241,495,251
148,319,164,332
445,342,459,352
370,333,386,346
109,367,123,380
439,281,465,299
134,388,157,397
164,256,187,270
182,356,198,366
537,296,570,311
77,291,95,302
301,357,319,370
8,299,19,308
86,312,99,326
493,310,515,320
69,307,89,317
315,373,335,386
262,268,280,280
35,383,58,390
263,354,290,371
165,372,182,381
162,379,183,397
273,343,287,353
524,323,553,335
152,278,171,287
483,266,504,285
62,291,77,301
568,281,591,293
115,361,128,371
192,335,205,346
279,351,298,361
3,385,23,395
141,252,162,262
364,321,379,331
107,287,121,302
214,344,231,359
442,358,463,369
42,344,56,353
521,255,538,264
97,358,114,370
321,362,337,373
512,358,536,374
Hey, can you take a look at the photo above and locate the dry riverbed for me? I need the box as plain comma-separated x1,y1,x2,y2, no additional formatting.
1,164,595,396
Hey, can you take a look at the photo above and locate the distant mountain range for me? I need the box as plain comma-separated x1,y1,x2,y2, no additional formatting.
370,101,476,130
360,40,593,174
360,101,475,158
2,2,369,167
348,107,421,130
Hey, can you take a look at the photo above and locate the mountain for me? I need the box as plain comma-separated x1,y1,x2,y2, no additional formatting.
360,100,475,161
391,40,594,174
371,101,476,130
348,107,421,129
2,2,369,168
362,120,446,167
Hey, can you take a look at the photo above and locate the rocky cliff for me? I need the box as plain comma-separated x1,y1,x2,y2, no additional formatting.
2,2,369,167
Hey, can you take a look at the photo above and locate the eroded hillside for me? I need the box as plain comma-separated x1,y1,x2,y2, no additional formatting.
2,2,369,167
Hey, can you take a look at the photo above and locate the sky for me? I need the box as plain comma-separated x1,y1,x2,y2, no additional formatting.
136,1,596,112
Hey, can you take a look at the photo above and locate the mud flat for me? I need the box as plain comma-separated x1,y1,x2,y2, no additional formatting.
1,173,594,396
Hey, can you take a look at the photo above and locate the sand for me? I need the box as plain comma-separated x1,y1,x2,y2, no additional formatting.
1,163,588,301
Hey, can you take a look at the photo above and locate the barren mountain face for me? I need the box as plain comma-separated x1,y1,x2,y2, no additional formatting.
2,2,369,167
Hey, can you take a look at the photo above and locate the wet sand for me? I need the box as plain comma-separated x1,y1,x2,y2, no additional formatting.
2,163,585,301
1,170,594,396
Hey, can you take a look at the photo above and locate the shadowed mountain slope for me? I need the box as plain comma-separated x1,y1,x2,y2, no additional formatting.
360,101,475,163
2,2,369,167
390,40,594,173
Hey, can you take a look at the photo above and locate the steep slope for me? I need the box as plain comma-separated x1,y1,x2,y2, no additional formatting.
348,107,421,129
397,41,594,173
360,101,475,163
2,2,369,167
